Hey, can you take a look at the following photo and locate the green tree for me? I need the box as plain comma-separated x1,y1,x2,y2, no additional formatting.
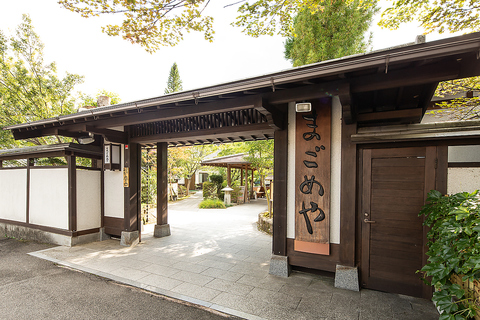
0,14,83,149
284,0,378,67
244,140,273,188
164,62,183,94
78,89,121,108
379,0,480,34
59,0,378,52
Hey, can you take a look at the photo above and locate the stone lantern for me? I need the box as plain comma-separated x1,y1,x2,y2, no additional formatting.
221,186,234,205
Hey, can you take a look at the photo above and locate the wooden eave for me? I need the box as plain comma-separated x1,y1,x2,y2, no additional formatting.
0,143,102,161
4,32,480,145
201,153,253,170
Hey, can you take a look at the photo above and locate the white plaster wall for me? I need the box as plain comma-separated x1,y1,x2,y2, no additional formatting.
0,169,27,222
76,170,101,231
104,145,124,218
329,97,342,244
287,102,297,239
448,145,480,163
448,168,480,194
286,98,342,244
29,168,69,230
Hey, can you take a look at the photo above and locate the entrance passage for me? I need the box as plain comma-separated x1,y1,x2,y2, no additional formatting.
360,147,436,298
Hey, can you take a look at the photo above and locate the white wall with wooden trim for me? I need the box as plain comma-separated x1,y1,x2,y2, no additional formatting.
0,169,27,222
286,97,342,244
104,145,124,218
76,170,101,231
29,168,69,229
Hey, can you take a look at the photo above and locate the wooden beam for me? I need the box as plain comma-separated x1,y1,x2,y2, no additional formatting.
157,142,168,226
356,108,423,123
339,83,353,125
85,126,128,144
350,62,459,93
85,95,262,129
266,81,347,105
129,122,274,144
255,100,285,130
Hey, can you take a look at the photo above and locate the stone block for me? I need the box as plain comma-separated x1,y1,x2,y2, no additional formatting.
269,254,290,278
120,230,139,247
334,264,359,292
154,224,171,238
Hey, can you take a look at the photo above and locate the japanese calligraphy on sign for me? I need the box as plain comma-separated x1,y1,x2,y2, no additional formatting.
295,100,331,244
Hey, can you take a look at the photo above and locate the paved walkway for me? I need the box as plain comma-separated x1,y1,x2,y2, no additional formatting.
30,197,439,320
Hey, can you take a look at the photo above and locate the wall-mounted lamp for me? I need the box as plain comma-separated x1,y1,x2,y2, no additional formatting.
78,132,95,144
104,143,121,171
296,102,312,113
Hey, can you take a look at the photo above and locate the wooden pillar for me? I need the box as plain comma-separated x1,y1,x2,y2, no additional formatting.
154,142,171,238
227,164,231,187
273,128,288,256
157,142,168,226
26,158,33,225
124,143,141,233
0,160,3,168
339,120,357,266
240,167,244,185
244,164,248,203
251,168,254,196
67,155,77,232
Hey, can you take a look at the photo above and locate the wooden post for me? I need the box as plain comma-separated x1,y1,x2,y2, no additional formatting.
26,158,33,224
339,120,357,266
0,160,3,168
157,142,168,226
154,142,171,238
124,143,141,233
251,168,254,197
227,164,231,187
244,164,248,203
273,128,288,256
67,155,77,232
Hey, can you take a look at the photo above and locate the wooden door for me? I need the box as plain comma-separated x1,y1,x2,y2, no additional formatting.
361,147,436,298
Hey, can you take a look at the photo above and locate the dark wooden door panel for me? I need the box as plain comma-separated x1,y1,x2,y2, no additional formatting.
361,147,434,298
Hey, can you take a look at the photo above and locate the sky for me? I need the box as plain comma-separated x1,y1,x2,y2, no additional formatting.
0,0,460,104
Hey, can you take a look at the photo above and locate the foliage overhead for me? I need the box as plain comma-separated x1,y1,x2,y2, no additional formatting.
59,0,380,52
164,62,183,94
379,0,480,35
0,14,83,149
284,0,378,67
59,0,215,53
427,77,480,121
419,190,480,319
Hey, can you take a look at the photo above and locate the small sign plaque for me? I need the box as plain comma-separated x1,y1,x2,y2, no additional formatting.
123,168,129,187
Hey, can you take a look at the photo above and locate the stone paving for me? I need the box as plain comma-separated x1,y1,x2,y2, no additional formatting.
30,193,439,320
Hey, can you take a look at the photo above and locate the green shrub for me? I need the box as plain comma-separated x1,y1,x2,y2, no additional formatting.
202,181,217,200
419,190,480,320
199,199,226,209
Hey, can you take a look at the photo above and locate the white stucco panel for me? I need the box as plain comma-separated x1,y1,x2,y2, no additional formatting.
29,168,69,230
0,169,27,222
448,168,480,194
76,170,101,231
104,170,124,218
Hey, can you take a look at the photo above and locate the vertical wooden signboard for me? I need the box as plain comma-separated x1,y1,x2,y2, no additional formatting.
295,99,331,245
